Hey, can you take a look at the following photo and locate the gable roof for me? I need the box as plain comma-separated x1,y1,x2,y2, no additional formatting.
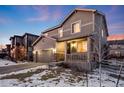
32,35,56,46
42,8,97,34
10,33,39,41
22,33,39,37
33,8,108,46
9,35,22,40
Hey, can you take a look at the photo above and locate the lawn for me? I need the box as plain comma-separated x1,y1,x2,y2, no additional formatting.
0,64,124,87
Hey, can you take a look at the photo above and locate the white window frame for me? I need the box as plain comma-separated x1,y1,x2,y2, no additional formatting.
44,33,48,36
58,28,63,37
71,20,81,34
101,29,104,37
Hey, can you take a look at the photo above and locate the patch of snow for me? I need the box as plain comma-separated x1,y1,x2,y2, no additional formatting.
0,65,49,78
0,59,16,67
0,59,28,67
41,65,49,69
0,66,124,87
0,79,20,87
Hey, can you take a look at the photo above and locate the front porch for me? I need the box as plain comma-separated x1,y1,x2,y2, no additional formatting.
56,38,90,62
66,52,87,62
55,37,95,71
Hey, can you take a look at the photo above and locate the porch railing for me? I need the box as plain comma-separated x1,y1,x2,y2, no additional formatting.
66,52,87,62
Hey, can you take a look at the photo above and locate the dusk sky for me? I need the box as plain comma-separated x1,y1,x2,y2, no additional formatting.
0,5,124,45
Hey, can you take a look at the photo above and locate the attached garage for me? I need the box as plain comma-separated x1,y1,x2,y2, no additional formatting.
36,49,54,62
33,35,56,62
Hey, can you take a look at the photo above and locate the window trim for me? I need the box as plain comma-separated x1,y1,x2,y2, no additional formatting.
58,28,63,37
71,20,81,34
44,33,48,36
101,29,104,37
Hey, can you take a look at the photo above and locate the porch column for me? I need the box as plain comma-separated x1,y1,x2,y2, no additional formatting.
87,37,91,63
64,41,67,62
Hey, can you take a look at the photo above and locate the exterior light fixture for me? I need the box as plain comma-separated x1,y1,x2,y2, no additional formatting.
51,48,56,53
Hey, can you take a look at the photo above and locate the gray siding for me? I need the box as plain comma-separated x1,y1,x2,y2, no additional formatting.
44,11,94,41
95,13,108,44
33,10,108,64
62,11,93,35
33,37,56,62
33,37,56,50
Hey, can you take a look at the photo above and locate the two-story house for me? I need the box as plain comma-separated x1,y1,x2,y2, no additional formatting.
10,33,39,61
32,8,108,70
10,35,23,61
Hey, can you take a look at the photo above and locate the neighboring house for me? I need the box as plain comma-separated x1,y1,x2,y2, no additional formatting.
6,44,11,57
10,35,23,61
107,35,124,61
10,33,39,61
32,8,108,70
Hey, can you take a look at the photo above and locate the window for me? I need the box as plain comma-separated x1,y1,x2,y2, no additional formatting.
72,22,80,33
59,28,63,37
67,39,87,54
44,33,48,36
102,29,104,37
82,40,87,52
77,40,87,52
28,40,32,46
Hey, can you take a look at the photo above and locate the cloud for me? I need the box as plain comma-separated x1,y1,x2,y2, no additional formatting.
105,6,124,34
107,34,124,41
27,15,49,22
75,5,88,8
108,22,124,34
106,6,123,21
27,6,62,22
0,16,12,25
109,22,124,30
0,18,9,24
52,9,62,20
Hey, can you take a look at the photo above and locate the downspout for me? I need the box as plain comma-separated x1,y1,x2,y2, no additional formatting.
87,12,95,63
64,41,67,62
27,35,28,61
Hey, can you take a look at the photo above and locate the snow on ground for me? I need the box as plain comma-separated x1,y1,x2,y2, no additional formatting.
0,59,16,67
0,59,27,67
0,65,124,87
0,65,49,78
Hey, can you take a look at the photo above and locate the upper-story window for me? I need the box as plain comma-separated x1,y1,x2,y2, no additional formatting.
44,33,48,36
102,29,104,37
72,21,81,33
58,28,63,37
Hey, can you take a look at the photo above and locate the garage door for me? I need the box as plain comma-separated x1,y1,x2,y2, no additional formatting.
41,50,53,62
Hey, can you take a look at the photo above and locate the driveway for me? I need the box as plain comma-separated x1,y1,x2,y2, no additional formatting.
0,63,46,74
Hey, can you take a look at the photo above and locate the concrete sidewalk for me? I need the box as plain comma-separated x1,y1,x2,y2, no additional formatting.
0,63,45,74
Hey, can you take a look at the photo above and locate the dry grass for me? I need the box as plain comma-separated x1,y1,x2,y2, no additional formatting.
1,66,86,84
1,69,43,81
40,67,85,83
